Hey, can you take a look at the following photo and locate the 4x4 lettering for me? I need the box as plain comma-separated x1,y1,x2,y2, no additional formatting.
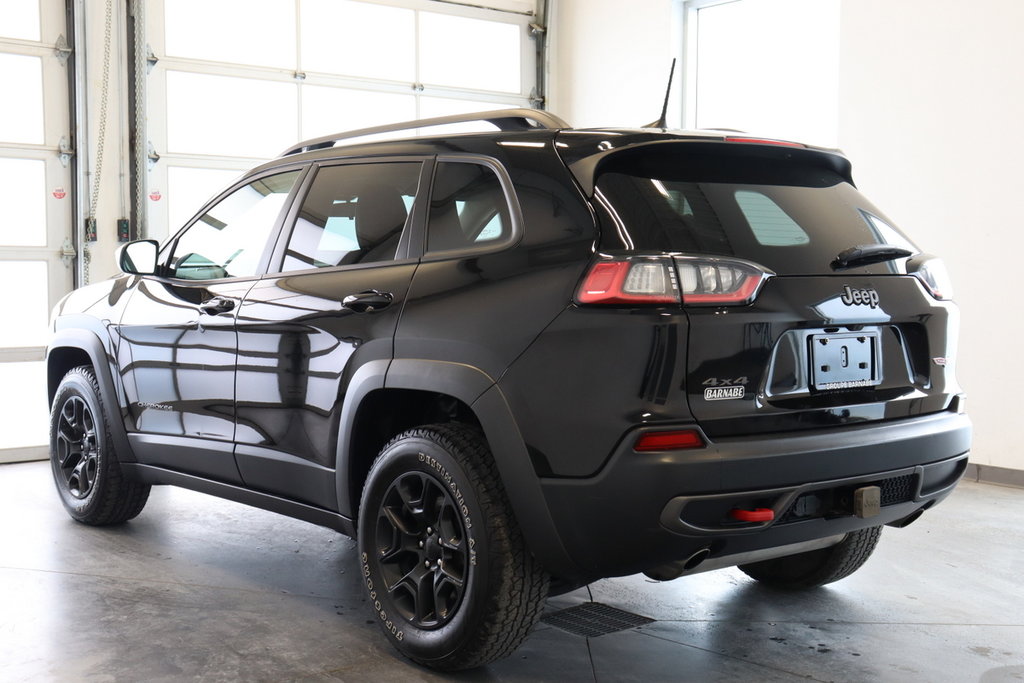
702,377,749,387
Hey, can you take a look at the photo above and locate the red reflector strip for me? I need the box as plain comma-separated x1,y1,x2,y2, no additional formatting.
634,429,704,452
724,136,805,148
729,508,775,523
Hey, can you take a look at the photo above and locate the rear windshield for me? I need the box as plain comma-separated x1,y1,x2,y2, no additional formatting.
592,145,916,275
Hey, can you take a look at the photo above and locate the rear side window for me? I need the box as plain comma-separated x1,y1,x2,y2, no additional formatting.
281,162,421,272
592,146,917,275
426,162,511,254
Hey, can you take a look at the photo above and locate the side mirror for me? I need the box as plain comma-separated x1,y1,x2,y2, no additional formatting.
117,239,159,275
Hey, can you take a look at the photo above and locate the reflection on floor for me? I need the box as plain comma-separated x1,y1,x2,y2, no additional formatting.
2,461,1022,682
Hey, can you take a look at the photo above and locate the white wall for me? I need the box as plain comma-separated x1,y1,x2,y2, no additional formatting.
550,0,1023,472
548,0,677,128
837,0,1024,472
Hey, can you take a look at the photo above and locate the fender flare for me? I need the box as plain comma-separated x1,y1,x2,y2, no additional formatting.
338,358,579,578
47,328,138,464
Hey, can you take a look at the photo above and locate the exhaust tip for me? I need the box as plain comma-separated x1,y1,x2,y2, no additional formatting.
642,548,712,581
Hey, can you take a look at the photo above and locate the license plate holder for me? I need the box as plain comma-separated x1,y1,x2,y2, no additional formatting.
810,332,880,390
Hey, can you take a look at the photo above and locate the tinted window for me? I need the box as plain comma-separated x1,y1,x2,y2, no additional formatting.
281,162,421,271
170,171,299,280
593,147,917,275
427,162,511,253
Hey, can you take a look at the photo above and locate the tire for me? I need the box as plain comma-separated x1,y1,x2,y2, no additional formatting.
738,526,882,589
49,366,150,525
357,423,549,671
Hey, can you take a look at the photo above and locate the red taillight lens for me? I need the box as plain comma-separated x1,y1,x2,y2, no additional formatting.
675,256,774,306
907,254,954,301
634,429,705,452
576,257,680,305
577,255,772,307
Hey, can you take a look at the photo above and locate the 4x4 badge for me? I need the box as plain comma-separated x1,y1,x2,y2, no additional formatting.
841,285,880,308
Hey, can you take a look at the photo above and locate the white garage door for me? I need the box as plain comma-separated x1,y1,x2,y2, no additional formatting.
144,0,538,241
0,0,75,463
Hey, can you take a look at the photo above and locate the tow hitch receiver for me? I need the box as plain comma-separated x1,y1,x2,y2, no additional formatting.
854,486,882,518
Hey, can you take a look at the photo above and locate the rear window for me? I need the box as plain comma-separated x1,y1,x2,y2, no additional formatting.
592,145,916,275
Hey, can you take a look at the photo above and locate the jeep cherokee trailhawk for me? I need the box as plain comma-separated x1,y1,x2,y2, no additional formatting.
46,109,972,670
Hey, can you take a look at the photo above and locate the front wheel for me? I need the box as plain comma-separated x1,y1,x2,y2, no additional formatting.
738,526,883,589
357,424,548,671
49,366,150,525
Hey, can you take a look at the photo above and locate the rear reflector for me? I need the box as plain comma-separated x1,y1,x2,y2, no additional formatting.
634,429,705,452
729,508,775,522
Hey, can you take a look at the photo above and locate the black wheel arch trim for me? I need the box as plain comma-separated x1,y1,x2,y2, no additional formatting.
344,358,581,579
47,329,138,464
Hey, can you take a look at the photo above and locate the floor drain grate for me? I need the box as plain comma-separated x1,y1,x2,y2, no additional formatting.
541,602,655,637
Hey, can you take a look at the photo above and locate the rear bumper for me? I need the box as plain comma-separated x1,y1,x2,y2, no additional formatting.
538,411,971,581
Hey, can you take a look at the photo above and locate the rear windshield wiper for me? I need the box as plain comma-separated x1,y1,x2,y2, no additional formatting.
831,244,913,270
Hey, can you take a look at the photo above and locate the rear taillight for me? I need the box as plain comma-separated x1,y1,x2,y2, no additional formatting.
576,255,774,306
675,256,774,306
576,256,680,304
907,254,954,300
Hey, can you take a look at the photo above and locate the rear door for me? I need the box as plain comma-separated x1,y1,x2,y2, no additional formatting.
233,158,428,510
586,140,961,437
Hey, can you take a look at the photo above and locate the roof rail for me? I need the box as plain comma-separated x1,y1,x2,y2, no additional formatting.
280,108,571,157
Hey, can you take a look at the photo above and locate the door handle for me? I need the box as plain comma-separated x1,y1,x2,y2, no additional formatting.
342,290,394,313
199,297,236,315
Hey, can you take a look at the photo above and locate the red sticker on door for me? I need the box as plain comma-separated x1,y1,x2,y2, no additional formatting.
149,190,162,201
52,187,66,199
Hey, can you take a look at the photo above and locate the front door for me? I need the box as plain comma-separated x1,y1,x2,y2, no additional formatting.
117,169,302,482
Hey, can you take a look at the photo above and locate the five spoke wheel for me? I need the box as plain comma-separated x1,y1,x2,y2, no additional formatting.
55,395,99,499
375,472,468,628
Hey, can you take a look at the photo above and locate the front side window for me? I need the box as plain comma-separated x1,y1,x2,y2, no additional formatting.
170,171,300,280
281,162,422,272
426,162,511,254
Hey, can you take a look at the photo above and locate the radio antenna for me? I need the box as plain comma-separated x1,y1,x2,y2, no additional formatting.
643,58,677,129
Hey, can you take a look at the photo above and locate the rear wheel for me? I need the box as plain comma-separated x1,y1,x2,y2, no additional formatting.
49,366,150,525
738,526,882,589
357,423,548,671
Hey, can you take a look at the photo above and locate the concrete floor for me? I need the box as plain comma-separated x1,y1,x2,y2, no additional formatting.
1,461,1022,682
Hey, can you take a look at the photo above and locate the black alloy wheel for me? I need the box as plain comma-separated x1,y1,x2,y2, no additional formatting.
375,471,469,628
49,366,150,525
358,423,549,671
54,395,99,499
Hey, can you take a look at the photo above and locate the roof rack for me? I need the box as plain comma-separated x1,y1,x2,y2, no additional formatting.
280,108,571,157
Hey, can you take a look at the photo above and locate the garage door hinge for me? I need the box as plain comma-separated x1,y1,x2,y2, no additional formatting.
60,237,77,267
58,136,74,167
55,34,72,66
147,141,161,170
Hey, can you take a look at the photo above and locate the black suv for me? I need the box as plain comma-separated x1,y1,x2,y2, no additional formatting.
47,109,972,670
